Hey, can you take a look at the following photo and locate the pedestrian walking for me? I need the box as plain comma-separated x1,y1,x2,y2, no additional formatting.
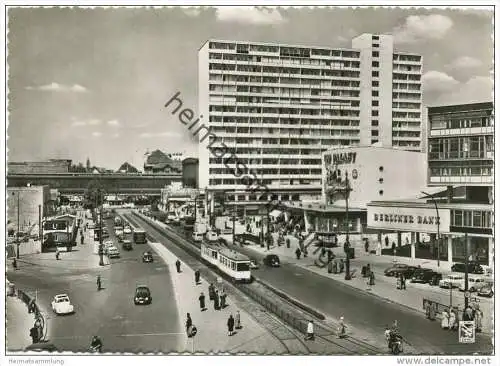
194,270,201,285
96,275,102,291
401,273,406,290
175,259,181,273
55,249,61,260
474,305,483,332
199,292,206,311
305,320,314,340
338,317,347,338
227,314,235,336
220,289,227,309
214,290,220,310
30,326,38,344
12,258,17,270
295,247,301,259
80,234,84,245
449,308,457,331
186,313,193,336
441,310,450,329
208,283,215,301
368,271,375,287
235,310,241,329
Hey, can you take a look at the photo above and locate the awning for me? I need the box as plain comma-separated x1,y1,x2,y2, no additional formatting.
269,209,283,218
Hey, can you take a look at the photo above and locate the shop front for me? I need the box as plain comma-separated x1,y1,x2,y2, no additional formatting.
367,200,493,269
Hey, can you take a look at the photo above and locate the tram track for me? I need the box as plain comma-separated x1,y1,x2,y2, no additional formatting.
124,211,385,355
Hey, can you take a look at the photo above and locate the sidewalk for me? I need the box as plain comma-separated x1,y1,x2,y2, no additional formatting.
8,214,111,275
6,295,35,351
243,240,493,334
149,242,288,354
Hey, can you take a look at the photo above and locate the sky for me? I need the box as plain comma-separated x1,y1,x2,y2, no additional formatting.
7,6,494,171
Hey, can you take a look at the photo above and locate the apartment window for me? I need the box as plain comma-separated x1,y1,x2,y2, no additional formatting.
372,110,379,117
372,43,379,48
372,61,380,68
379,190,384,195
371,130,379,136
379,178,384,183
372,90,379,97
372,80,379,87
372,71,379,78
372,35,380,40
372,51,379,57
372,100,379,107
371,120,379,127
371,139,379,144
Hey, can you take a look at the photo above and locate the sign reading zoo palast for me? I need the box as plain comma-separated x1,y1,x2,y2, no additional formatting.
367,205,451,233
324,152,357,166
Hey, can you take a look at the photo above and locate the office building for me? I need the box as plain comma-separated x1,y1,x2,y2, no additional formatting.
367,102,494,268
198,34,423,210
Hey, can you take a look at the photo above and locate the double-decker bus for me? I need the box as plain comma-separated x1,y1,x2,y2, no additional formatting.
133,229,147,244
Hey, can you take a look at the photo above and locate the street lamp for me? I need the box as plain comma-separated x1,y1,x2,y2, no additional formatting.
420,191,440,267
13,191,21,259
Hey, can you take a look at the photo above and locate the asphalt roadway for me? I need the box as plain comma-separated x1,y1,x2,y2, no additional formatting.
234,245,494,355
8,219,182,353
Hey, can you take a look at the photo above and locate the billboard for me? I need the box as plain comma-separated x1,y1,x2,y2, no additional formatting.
367,205,451,233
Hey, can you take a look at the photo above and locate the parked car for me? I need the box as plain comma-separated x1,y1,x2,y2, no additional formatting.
122,240,133,251
477,282,494,298
263,254,280,267
107,246,120,258
410,268,435,283
451,262,484,275
384,264,418,278
439,274,464,289
142,251,154,263
134,285,152,305
124,227,132,234
51,294,75,315
192,232,204,242
205,231,219,242
459,277,490,292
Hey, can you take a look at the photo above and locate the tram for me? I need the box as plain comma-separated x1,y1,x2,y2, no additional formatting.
200,242,252,283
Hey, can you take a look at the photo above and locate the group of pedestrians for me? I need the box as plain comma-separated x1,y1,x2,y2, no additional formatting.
441,303,483,332
175,257,244,340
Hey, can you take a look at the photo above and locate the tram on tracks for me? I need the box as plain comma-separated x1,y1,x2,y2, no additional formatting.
200,242,252,283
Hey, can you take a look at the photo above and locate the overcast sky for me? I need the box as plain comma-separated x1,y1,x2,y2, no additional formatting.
7,6,493,170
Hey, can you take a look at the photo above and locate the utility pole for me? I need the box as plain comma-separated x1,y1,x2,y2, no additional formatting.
464,233,469,309
232,206,236,246
97,191,104,266
38,205,42,245
421,191,441,267
16,191,20,259
344,171,352,281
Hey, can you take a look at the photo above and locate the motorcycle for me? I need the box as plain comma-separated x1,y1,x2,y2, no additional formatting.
388,335,403,355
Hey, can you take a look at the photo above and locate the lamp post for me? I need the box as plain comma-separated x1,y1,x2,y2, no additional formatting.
420,191,440,267
343,171,352,280
15,191,20,259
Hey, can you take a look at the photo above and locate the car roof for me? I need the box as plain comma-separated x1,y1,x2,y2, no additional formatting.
55,294,69,298
136,285,150,289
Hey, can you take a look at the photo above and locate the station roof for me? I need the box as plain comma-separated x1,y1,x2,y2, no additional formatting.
283,201,365,213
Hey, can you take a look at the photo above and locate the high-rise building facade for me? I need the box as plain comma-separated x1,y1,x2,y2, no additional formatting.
427,101,493,267
198,34,423,210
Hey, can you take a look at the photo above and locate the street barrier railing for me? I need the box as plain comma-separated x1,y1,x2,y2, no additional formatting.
14,286,46,342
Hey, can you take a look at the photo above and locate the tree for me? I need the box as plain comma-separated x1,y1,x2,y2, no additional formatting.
83,179,105,209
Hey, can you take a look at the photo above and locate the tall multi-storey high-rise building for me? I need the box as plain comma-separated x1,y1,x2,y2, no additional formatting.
198,34,423,212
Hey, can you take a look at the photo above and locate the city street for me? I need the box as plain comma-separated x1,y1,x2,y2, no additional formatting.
232,244,493,354
7,219,182,353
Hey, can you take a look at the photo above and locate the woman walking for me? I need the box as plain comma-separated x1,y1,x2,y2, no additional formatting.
227,314,235,336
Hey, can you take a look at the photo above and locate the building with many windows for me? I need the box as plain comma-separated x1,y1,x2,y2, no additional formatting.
367,101,494,269
198,34,423,211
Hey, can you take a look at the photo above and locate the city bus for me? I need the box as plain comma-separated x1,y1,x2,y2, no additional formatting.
133,229,147,244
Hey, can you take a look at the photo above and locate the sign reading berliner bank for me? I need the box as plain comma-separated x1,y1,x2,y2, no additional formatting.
367,205,451,233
